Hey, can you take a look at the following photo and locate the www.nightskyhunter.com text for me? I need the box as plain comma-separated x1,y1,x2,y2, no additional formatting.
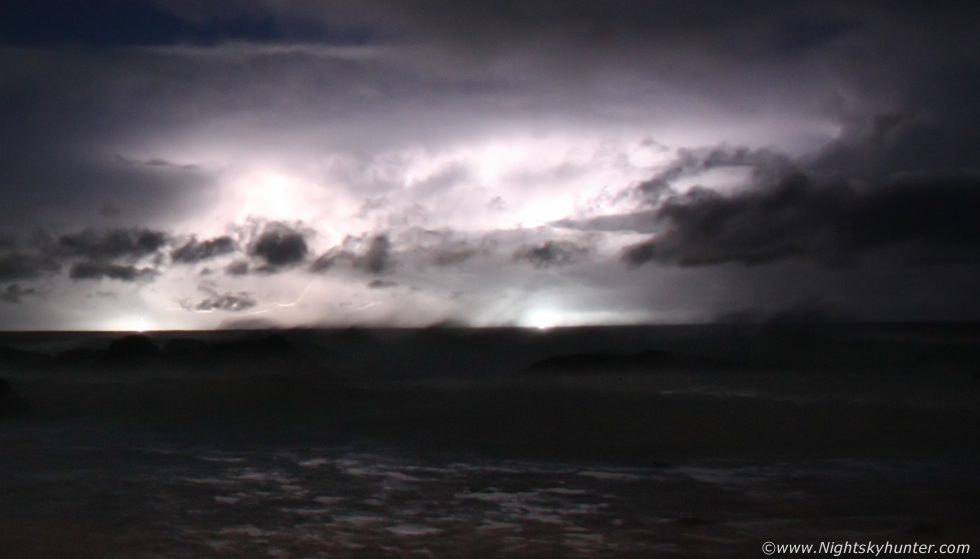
762,541,970,555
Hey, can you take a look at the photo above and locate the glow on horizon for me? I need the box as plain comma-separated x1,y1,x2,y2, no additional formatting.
96,314,152,332
519,307,659,330
57,135,765,332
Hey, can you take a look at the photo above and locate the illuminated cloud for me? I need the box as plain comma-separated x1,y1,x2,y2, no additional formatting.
192,289,258,313
0,1,978,328
57,228,168,261
68,261,158,282
171,236,238,264
248,223,311,270
0,284,36,304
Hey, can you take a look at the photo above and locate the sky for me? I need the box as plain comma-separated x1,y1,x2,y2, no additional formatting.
1,0,979,330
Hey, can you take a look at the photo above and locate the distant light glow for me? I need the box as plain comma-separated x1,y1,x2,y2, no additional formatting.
524,309,563,330
472,142,528,184
237,170,303,221
99,315,153,332
520,307,657,329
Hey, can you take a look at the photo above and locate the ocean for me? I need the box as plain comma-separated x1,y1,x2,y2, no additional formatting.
1,324,978,557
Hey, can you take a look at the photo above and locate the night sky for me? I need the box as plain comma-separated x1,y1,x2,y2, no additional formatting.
1,1,979,330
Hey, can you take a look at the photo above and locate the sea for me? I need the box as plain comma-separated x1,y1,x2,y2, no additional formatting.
0,324,977,558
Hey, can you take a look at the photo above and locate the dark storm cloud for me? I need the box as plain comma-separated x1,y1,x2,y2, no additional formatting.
633,147,793,206
194,291,257,313
367,279,398,289
0,284,37,304
811,99,980,184
428,235,500,267
0,0,371,47
551,211,660,234
68,261,157,282
716,302,853,325
433,248,479,267
292,0,978,86
766,13,855,54
0,252,61,282
514,241,589,269
309,249,354,274
171,236,237,264
309,234,395,275
359,235,394,274
225,260,250,277
0,79,220,231
248,223,310,269
346,1,821,53
2,0,192,47
622,173,980,268
58,228,168,262
0,0,977,330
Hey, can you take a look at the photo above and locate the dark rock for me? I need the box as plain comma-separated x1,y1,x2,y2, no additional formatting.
674,517,714,526
106,334,159,356
162,338,209,353
51,348,104,369
99,335,160,369
0,346,50,370
521,348,748,375
522,349,681,375
158,333,321,376
0,377,26,416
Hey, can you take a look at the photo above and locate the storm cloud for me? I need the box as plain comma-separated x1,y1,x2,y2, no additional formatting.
359,235,394,275
58,228,169,262
248,223,310,270
0,252,61,282
622,173,980,268
172,236,237,264
194,290,258,313
0,1,979,328
0,284,37,304
310,234,395,276
68,261,158,282
515,241,589,269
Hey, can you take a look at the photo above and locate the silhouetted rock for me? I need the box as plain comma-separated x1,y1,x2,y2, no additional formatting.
521,348,746,375
3,332,320,376
162,338,209,353
0,346,50,370
331,326,374,348
99,335,160,369
0,377,26,416
51,348,104,369
522,349,682,375
158,333,321,376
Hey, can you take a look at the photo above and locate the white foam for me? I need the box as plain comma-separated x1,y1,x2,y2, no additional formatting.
198,455,245,463
218,525,277,537
313,496,345,505
180,476,236,486
541,487,587,495
458,490,537,503
386,524,444,536
335,515,384,526
577,471,646,481
478,521,521,531
281,507,330,516
234,470,292,483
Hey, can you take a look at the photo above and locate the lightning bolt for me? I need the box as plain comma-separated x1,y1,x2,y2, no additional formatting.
247,283,312,315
